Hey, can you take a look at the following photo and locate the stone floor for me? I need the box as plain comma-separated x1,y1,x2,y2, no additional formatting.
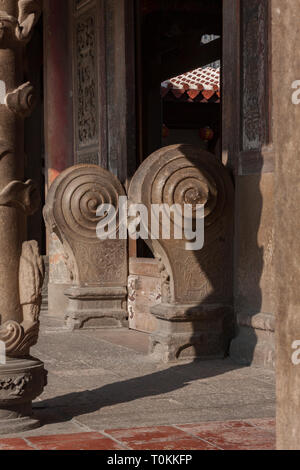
1,315,276,449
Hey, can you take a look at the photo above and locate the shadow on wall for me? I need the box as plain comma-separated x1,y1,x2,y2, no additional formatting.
229,152,264,366
160,144,264,366
126,143,265,365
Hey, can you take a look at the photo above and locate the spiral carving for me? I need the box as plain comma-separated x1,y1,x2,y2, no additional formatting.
0,240,44,357
128,144,234,308
130,144,232,237
44,165,126,242
0,321,24,355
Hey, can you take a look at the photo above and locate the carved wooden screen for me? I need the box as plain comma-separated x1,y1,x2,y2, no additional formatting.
223,0,272,175
71,0,107,168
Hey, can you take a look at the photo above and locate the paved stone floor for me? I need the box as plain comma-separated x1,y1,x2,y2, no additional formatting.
0,315,276,450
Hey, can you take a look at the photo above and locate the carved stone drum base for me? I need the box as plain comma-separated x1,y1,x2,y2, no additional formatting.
64,286,128,330
149,304,234,363
0,357,47,435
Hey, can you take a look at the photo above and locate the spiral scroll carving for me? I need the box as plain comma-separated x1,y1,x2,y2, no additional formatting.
44,165,126,242
0,321,23,354
0,240,44,357
130,144,232,238
128,144,234,305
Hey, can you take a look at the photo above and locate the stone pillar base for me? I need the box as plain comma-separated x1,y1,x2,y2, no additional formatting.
64,286,128,330
230,313,275,369
0,357,47,435
149,303,234,363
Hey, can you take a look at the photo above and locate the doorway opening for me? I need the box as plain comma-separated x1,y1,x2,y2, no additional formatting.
129,0,223,332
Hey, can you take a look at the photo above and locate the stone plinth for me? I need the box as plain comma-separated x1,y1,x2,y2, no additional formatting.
150,303,233,363
65,286,128,330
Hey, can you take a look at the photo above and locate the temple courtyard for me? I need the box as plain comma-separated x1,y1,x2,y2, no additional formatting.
0,315,275,450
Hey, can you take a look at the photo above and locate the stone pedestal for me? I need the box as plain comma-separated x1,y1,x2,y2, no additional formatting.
0,357,46,435
150,303,233,363
129,144,234,362
65,286,128,330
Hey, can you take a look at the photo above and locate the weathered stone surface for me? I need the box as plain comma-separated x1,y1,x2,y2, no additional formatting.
272,0,300,450
44,164,128,330
129,144,234,362
230,174,275,369
0,0,45,435
0,357,46,435
128,258,160,334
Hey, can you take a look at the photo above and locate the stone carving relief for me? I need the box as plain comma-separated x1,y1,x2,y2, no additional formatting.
17,0,42,40
128,144,234,361
76,15,98,148
0,179,39,215
0,373,31,397
44,165,127,284
77,152,99,166
0,241,44,357
74,0,90,12
129,144,234,305
242,0,268,151
5,81,36,117
0,0,41,45
44,165,128,330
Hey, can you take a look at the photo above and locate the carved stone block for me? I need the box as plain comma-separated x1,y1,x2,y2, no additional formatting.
44,164,128,330
129,144,234,362
128,258,160,334
0,357,47,435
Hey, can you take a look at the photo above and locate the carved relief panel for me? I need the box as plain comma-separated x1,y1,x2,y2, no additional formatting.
241,0,269,153
71,0,107,167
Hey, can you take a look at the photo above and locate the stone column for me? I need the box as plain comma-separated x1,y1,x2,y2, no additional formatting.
0,0,46,434
273,0,300,450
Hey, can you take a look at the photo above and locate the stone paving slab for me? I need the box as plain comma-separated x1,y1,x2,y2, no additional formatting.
0,419,275,450
0,316,275,439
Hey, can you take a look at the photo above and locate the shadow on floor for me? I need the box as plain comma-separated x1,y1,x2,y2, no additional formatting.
34,359,243,425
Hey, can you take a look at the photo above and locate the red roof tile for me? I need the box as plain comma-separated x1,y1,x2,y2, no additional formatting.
161,67,220,103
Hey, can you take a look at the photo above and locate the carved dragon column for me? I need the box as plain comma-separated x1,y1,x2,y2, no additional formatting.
129,144,234,362
0,0,46,434
44,165,128,330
